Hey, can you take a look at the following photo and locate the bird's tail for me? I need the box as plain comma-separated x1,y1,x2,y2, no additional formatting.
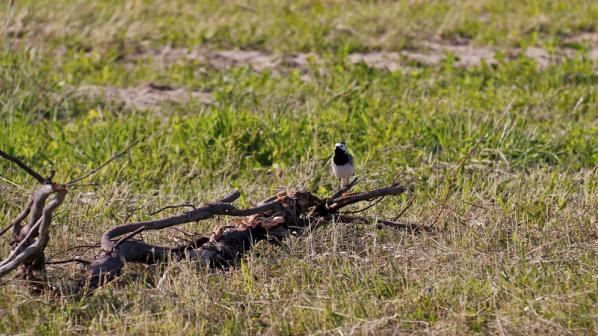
340,177,349,188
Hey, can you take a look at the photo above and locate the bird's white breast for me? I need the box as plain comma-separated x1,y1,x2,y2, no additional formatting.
332,162,354,179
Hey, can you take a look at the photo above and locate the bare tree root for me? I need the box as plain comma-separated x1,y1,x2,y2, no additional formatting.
84,183,411,291
0,184,66,285
3,144,417,295
0,150,65,288
0,142,139,288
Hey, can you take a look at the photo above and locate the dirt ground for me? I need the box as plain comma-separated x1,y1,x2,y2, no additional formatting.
77,35,598,110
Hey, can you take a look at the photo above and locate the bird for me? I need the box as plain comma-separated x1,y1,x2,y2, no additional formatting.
331,142,354,188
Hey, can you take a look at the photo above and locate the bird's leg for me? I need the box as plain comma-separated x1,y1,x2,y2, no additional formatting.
341,178,349,189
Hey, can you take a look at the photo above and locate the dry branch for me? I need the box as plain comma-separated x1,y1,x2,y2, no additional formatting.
2,142,413,293
0,141,137,284
83,184,410,291
0,198,32,237
0,149,46,184
100,191,277,252
65,139,142,186
325,183,407,211
0,182,66,282
0,188,66,278
149,203,196,216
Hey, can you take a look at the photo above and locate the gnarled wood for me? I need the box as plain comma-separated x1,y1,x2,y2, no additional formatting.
0,142,136,284
100,191,282,252
326,183,407,211
84,185,409,291
0,189,66,278
1,144,413,293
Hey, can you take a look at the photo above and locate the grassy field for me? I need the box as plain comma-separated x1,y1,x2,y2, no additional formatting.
1,0,597,334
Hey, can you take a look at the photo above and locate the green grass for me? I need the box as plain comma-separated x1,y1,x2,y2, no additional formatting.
3,0,598,52
1,1,597,335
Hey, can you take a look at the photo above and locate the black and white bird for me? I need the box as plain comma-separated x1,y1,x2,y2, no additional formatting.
331,142,354,188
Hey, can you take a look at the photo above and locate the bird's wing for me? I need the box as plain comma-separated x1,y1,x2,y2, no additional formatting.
348,154,354,165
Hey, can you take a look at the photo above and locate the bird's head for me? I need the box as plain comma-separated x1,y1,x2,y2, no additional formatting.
334,142,347,154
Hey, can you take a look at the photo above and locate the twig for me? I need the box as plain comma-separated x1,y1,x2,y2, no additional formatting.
327,177,359,207
66,182,99,188
46,244,100,260
376,219,434,233
122,206,144,224
149,203,197,216
339,195,385,214
0,223,13,237
0,149,45,184
169,227,198,238
65,139,142,186
429,141,481,227
392,195,416,221
46,258,91,265
0,174,28,191
112,225,146,250
326,183,407,211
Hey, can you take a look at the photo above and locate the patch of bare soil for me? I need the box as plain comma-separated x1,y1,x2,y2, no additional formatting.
565,31,598,44
564,32,598,60
415,42,498,66
347,42,497,69
144,47,320,73
74,35,596,109
133,41,597,74
348,52,402,71
76,83,213,110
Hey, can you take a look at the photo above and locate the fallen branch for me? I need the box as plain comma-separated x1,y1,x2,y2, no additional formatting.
149,203,197,216
46,258,91,265
2,143,415,293
84,184,410,290
0,170,65,282
0,188,66,278
0,141,138,285
100,190,275,252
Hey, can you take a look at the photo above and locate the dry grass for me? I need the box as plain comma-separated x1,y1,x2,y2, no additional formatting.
0,1,597,335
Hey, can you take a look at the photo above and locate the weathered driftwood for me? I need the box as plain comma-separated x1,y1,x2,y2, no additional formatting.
1,146,418,294
0,186,66,280
0,143,138,285
84,183,410,291
0,149,65,284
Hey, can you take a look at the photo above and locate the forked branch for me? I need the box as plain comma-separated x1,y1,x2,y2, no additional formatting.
0,189,66,278
0,140,138,283
83,184,411,291
100,192,281,252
